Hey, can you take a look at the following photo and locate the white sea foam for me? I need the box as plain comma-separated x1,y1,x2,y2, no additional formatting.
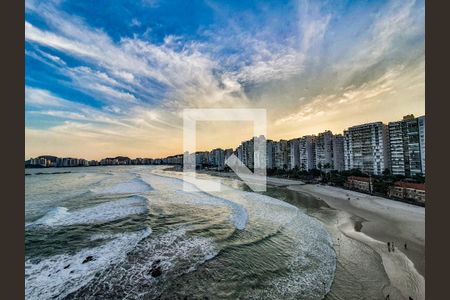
237,209,336,300
25,228,152,300
26,167,336,299
91,177,153,194
270,215,336,299
149,170,337,299
142,173,248,230
67,227,218,299
29,195,149,227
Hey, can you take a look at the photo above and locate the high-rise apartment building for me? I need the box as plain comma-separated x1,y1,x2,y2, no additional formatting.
266,140,274,169
299,136,316,171
332,134,345,171
253,135,267,170
288,138,301,170
344,122,389,175
239,139,254,169
274,140,289,169
418,116,425,174
224,148,233,164
388,115,425,176
210,148,225,170
315,130,334,170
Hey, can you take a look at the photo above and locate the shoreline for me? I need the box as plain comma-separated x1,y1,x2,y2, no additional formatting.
199,169,424,207
196,170,425,300
284,183,425,300
287,183,425,275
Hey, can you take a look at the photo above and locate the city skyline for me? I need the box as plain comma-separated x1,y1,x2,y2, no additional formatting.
25,0,425,160
27,113,425,176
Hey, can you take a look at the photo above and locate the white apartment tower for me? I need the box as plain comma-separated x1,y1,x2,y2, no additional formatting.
344,122,389,175
418,116,425,174
388,115,425,176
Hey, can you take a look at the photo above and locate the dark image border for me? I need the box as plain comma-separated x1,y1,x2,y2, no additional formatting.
1,0,449,298
1,0,25,299
425,0,450,299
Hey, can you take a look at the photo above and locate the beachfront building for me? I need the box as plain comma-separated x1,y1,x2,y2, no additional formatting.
210,148,225,170
224,148,233,166
288,138,301,170
236,144,243,165
27,157,46,167
388,181,426,203
252,135,267,171
299,135,316,171
195,151,209,168
274,140,289,169
315,130,334,171
332,134,345,171
388,115,425,177
344,122,389,175
388,119,407,176
165,155,183,165
418,116,425,174
266,140,275,169
344,176,374,193
100,156,132,165
242,139,254,169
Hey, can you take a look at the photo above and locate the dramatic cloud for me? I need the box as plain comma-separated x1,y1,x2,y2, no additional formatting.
25,0,425,159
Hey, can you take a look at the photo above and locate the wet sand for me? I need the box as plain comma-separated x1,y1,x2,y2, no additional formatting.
282,184,425,300
200,171,425,299
287,184,425,276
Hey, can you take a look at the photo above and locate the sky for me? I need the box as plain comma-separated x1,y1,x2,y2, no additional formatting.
25,0,425,160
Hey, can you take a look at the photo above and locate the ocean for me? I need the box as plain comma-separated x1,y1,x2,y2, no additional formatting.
25,165,336,299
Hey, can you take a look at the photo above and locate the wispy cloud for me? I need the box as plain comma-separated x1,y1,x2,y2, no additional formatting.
24,0,425,159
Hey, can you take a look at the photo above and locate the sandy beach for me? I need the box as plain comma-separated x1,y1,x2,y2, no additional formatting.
201,170,425,299
284,182,425,300
287,184,425,270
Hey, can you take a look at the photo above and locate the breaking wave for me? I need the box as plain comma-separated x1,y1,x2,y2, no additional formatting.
25,228,152,300
29,195,149,227
143,173,248,230
26,167,337,299
65,227,218,299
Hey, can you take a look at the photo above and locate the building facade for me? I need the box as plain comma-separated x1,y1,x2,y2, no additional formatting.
274,140,289,169
344,122,389,175
266,140,274,169
288,138,301,170
210,148,225,170
299,136,316,171
332,134,345,171
418,116,426,175
344,176,374,193
388,115,425,177
315,130,334,170
388,181,426,203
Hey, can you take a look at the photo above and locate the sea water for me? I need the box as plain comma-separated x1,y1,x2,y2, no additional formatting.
25,166,336,299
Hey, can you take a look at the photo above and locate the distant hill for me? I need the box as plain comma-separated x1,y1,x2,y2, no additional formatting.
104,156,131,162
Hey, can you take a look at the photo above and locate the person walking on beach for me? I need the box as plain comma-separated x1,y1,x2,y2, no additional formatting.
387,242,391,252
392,242,395,252
404,243,408,250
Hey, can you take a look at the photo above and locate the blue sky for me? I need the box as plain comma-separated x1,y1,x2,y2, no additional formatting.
25,0,425,159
